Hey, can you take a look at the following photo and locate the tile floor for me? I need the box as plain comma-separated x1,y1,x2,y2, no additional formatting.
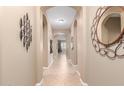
42,53,82,86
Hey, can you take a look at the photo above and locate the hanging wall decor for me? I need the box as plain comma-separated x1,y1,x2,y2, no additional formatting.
91,6,124,59
19,13,32,52
50,40,53,53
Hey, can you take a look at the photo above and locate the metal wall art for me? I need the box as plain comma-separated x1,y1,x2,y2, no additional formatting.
50,40,53,53
19,13,32,52
91,6,124,59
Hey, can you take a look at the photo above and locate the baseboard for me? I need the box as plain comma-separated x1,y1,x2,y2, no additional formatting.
43,61,53,70
75,71,88,86
68,59,78,68
79,78,88,86
41,61,53,86
41,62,53,86
35,78,44,86
76,71,81,77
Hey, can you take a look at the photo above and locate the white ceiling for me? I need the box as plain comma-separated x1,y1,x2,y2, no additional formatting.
46,6,77,30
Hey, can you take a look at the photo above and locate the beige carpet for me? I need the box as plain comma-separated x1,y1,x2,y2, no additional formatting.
42,54,82,86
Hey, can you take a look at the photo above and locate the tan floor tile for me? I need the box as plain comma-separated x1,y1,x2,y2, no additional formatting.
42,54,82,86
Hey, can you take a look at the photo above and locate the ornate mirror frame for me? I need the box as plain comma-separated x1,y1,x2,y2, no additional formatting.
91,6,124,59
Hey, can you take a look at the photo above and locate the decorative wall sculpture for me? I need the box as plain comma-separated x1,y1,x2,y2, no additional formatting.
19,13,32,52
50,40,53,53
91,6,124,59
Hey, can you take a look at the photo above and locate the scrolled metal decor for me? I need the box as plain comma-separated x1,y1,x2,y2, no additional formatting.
91,6,124,59
19,13,32,52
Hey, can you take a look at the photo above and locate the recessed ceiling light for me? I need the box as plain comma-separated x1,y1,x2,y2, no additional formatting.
56,18,65,23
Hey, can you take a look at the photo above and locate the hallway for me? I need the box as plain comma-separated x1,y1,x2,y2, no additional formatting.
42,54,82,86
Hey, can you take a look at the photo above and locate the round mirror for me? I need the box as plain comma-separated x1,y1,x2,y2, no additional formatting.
97,7,124,46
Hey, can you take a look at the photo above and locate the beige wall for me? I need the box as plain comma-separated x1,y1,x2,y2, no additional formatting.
0,40,1,84
121,12,124,31
35,7,44,83
76,7,88,83
43,15,48,67
0,6,49,85
0,6,46,85
70,7,88,83
0,6,37,85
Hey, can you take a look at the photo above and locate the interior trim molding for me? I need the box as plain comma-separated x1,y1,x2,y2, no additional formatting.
43,60,53,70
37,61,54,86
75,71,88,86
71,62,78,67
35,78,44,86
79,78,88,86
68,59,78,67
76,71,81,76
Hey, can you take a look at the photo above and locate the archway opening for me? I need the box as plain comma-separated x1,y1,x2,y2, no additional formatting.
43,15,49,67
74,20,78,65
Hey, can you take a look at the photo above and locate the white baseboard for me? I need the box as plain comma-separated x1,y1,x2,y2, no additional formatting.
76,71,80,77
68,59,78,68
75,71,88,86
35,78,44,86
43,61,53,70
79,78,88,86
39,61,53,86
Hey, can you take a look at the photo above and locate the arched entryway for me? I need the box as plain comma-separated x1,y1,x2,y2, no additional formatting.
74,20,78,65
43,14,49,67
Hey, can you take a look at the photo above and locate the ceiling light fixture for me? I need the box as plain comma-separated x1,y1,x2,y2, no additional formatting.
56,18,65,23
